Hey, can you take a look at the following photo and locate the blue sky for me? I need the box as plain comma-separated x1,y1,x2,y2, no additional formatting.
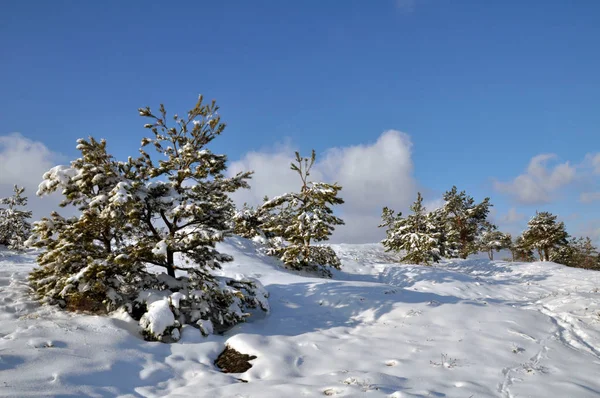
1,0,599,243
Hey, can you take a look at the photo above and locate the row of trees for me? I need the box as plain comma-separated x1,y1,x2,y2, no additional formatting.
379,192,600,270
379,187,493,265
1,96,599,343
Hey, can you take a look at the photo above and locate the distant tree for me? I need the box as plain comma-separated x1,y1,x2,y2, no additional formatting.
257,150,345,276
511,235,536,262
380,192,441,265
478,225,511,260
28,97,268,341
522,211,568,261
440,186,493,259
0,185,32,250
551,236,600,270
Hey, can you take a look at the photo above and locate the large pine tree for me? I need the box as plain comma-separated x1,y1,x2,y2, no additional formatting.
28,97,268,341
0,185,32,250
380,192,441,265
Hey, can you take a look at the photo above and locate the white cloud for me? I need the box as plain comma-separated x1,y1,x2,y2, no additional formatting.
584,153,600,175
493,154,576,204
500,207,525,224
227,130,417,243
580,192,600,203
0,133,66,221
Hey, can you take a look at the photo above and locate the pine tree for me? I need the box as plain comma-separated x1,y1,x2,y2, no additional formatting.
0,185,32,250
259,150,344,276
511,235,535,262
522,211,568,261
551,236,600,269
28,97,268,341
380,192,441,265
128,97,253,279
440,186,492,259
28,137,142,312
478,225,511,260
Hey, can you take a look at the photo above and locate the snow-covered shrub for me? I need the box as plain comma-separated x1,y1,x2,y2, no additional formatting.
234,150,344,276
136,275,269,342
380,192,441,265
0,185,32,250
28,96,269,341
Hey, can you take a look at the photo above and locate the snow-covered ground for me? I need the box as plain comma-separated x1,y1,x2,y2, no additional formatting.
1,239,600,397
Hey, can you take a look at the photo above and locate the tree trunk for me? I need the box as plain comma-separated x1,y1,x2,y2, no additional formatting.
166,249,175,278
488,250,493,261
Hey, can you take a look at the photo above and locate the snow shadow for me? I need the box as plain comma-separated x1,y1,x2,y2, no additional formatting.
233,281,470,337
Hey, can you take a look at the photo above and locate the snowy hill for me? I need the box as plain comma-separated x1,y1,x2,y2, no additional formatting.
1,239,600,397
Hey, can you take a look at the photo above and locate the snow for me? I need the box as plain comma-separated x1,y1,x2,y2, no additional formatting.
2,240,600,397
139,298,176,337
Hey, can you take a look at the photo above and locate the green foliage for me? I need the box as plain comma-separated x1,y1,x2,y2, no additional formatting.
478,225,511,260
440,186,493,259
380,192,441,265
551,236,600,270
0,185,32,250
511,235,536,262
521,211,569,261
27,96,268,341
236,150,345,276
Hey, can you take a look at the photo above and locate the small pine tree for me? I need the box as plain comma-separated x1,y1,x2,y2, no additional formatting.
511,235,535,262
522,211,568,261
380,192,441,265
478,225,511,260
0,185,32,250
259,150,345,276
440,186,492,259
28,137,144,312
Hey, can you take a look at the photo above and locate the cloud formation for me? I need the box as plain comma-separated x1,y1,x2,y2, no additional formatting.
585,152,600,175
227,130,417,243
500,207,525,224
0,133,65,221
580,192,600,203
493,154,575,204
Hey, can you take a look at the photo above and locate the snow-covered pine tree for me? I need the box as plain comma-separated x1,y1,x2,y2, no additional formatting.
28,137,142,312
478,225,511,260
511,235,535,262
0,185,32,250
259,150,344,276
551,236,600,269
380,192,441,265
440,186,492,259
28,97,269,341
522,211,568,261
128,98,253,279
